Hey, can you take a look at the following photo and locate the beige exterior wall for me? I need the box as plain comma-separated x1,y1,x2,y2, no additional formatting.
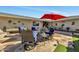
53,19,79,31
0,16,42,30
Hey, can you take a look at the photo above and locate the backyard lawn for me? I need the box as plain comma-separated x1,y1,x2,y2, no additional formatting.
54,44,67,52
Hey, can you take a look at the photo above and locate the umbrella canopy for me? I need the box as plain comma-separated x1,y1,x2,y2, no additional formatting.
41,13,67,20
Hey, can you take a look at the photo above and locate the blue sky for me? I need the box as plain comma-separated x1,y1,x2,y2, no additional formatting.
0,6,79,18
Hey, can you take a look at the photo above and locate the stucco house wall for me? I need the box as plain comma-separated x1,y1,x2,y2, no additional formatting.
0,16,43,30
53,18,79,31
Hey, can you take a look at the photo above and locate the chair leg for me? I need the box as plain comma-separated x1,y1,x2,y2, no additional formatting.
43,37,45,46
50,35,54,41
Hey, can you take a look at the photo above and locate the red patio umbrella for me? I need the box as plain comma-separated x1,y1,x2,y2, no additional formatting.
41,13,67,20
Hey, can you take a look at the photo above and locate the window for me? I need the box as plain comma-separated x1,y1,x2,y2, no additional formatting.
8,20,12,23
55,23,57,26
72,22,75,25
18,21,20,23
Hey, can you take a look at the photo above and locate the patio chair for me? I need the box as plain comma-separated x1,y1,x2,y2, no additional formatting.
0,29,8,39
20,30,35,51
39,32,49,46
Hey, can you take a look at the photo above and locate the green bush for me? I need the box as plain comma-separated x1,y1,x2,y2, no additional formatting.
72,35,79,51
72,35,79,41
73,40,79,52
74,46,79,52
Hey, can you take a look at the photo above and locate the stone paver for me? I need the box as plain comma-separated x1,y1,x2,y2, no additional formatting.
29,40,57,52
53,33,72,47
0,32,72,52
0,33,21,52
